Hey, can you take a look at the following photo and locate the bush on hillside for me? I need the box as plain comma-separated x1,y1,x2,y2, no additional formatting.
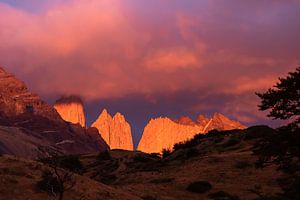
173,133,205,151
40,155,84,174
97,150,112,161
162,149,171,159
254,127,300,172
133,154,156,163
37,170,61,195
208,191,240,200
186,181,212,193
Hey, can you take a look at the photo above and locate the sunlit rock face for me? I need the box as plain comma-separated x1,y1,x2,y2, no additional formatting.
0,67,61,121
54,96,86,127
205,113,246,132
92,109,133,150
138,113,246,153
138,117,204,153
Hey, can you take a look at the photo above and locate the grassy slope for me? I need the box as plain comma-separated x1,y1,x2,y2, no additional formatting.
0,155,140,200
0,126,288,200
80,127,284,200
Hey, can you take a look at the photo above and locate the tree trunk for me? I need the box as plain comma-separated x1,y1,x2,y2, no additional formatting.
59,191,64,200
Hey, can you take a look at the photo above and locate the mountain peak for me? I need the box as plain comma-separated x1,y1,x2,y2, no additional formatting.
55,95,84,105
138,116,203,153
99,108,112,118
176,116,196,126
101,108,108,114
213,112,225,119
54,96,86,127
113,112,126,121
138,113,246,153
92,109,133,150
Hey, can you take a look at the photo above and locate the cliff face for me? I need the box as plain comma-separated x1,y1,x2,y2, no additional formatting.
92,109,133,150
138,113,246,153
0,67,61,121
138,117,203,153
54,96,86,127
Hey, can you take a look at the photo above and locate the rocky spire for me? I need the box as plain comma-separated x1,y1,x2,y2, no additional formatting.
54,96,86,127
92,109,133,150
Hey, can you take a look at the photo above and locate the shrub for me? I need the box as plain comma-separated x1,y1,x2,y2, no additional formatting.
185,148,199,159
186,181,212,193
244,126,276,140
172,133,207,152
40,155,84,174
277,175,300,199
37,170,61,195
149,153,161,159
206,129,221,137
133,154,154,163
253,127,300,199
97,150,112,161
172,129,241,152
37,169,75,200
173,141,186,151
222,137,240,148
0,167,26,176
234,161,251,169
37,155,76,200
150,178,174,184
162,149,171,159
58,155,83,174
100,174,117,185
254,127,300,172
193,133,206,141
142,195,156,200
208,191,240,200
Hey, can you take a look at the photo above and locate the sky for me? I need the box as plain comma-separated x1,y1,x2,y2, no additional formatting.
0,0,299,146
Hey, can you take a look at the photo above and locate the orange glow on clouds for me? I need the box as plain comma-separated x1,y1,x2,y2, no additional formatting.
0,0,299,126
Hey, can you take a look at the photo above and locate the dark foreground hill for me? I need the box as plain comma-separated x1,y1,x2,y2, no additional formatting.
1,125,299,200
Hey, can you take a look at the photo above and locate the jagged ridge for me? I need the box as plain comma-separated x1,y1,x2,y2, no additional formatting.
138,113,246,153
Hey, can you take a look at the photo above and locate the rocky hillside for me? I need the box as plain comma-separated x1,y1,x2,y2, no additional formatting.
1,126,298,199
0,67,108,158
0,155,140,200
0,67,61,121
138,113,246,153
54,96,86,127
92,109,133,150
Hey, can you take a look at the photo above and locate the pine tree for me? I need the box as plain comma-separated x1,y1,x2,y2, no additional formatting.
256,66,300,128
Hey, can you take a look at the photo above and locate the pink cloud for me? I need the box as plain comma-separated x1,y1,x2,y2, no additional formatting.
0,0,298,128
144,47,201,72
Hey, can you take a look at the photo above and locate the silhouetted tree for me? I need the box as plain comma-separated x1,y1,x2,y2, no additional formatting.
38,154,76,200
256,66,300,128
254,66,300,199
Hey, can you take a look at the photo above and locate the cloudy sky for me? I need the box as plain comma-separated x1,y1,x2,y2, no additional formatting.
0,0,299,146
